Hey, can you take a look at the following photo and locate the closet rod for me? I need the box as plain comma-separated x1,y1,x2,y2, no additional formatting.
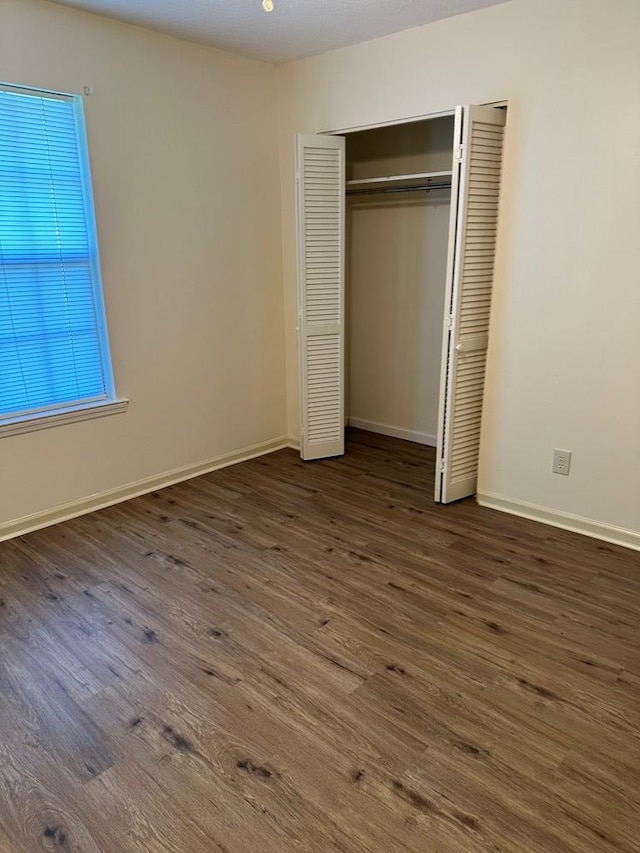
346,183,451,197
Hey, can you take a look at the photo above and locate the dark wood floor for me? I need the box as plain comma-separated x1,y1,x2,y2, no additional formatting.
1,429,639,852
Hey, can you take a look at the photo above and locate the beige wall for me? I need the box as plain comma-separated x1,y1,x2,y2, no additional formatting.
1,0,286,529
347,195,449,442
278,0,640,537
2,0,639,545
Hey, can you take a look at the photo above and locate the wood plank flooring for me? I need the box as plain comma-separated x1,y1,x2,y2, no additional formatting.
1,428,639,852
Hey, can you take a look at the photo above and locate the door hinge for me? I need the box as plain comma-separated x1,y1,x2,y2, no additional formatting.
437,458,446,475
454,144,465,164
447,314,454,331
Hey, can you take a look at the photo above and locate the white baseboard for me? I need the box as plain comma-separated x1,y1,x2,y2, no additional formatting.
0,435,290,543
477,491,640,553
348,417,437,447
287,435,301,450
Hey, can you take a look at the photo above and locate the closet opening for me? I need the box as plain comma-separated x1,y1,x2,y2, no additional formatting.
344,116,455,478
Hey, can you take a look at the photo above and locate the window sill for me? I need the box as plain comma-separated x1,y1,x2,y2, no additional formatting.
0,398,129,438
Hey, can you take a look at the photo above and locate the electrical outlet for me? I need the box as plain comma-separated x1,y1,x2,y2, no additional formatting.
552,449,572,476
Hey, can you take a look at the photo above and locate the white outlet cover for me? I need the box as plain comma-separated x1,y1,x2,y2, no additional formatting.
552,449,572,476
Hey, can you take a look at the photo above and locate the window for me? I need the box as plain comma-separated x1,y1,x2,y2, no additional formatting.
0,84,125,436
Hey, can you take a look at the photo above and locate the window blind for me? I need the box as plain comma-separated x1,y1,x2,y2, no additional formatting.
0,86,114,421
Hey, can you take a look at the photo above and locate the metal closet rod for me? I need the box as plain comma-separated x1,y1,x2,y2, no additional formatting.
346,182,452,197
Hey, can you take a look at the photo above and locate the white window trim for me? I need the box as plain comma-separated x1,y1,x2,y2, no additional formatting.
0,398,129,438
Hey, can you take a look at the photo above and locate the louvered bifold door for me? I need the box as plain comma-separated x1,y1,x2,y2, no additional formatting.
435,106,506,502
295,134,345,460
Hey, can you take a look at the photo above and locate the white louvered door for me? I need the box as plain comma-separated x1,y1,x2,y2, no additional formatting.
435,105,506,503
295,134,346,460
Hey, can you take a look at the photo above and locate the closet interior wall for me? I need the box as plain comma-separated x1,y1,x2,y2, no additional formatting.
345,117,455,446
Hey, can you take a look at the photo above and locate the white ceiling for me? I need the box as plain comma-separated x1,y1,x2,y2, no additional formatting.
49,0,511,65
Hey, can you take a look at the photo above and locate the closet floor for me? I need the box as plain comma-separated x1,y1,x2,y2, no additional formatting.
0,429,638,852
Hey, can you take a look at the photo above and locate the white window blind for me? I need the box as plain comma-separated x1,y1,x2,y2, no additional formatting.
0,84,115,423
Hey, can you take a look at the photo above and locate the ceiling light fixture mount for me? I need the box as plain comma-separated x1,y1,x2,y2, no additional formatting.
262,0,274,11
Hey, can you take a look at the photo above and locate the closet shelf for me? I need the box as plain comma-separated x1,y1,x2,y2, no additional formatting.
345,170,452,188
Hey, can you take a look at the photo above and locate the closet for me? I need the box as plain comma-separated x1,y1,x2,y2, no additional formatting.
295,105,506,503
